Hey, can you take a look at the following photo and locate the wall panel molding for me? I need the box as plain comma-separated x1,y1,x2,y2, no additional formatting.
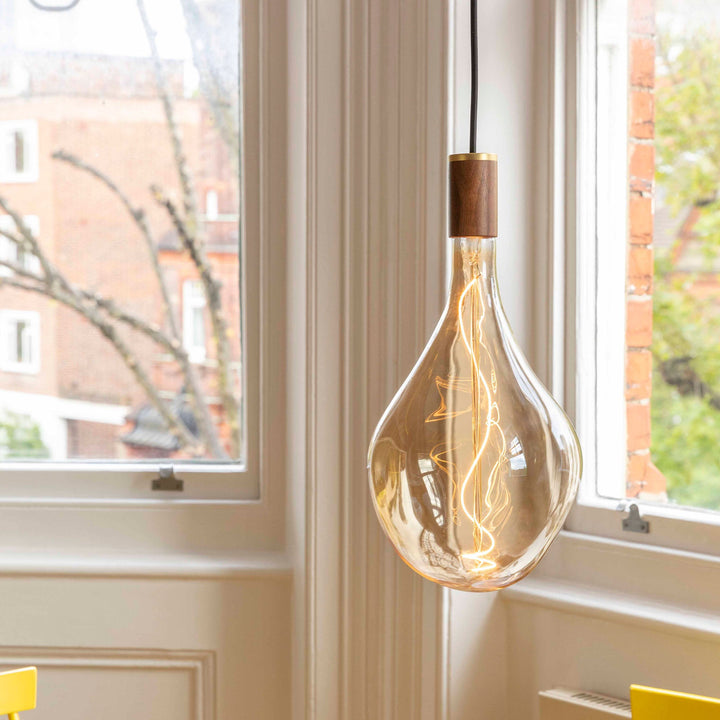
302,1,450,718
0,646,215,720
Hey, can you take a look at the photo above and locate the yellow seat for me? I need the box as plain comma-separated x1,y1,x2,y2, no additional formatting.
0,667,37,720
631,684,720,719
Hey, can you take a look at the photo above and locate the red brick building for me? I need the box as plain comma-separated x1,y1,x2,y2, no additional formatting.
0,50,240,460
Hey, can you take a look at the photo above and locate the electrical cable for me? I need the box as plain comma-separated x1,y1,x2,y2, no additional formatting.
469,0,478,153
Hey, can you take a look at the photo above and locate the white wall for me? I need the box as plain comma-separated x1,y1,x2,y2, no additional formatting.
0,570,291,719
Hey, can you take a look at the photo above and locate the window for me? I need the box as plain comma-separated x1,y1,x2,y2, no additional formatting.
0,215,41,276
0,310,39,374
0,0,243,469
205,189,219,221
567,0,720,553
0,0,286,553
182,279,207,363
0,120,38,183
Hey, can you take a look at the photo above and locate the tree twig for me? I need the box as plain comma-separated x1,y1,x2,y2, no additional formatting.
52,149,180,339
50,151,228,458
0,194,207,455
136,0,199,231
0,273,203,453
153,186,240,456
177,0,240,169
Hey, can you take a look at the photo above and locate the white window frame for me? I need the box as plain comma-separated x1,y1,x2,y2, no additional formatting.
182,278,207,363
0,1,288,557
0,310,40,374
551,0,720,556
0,120,39,183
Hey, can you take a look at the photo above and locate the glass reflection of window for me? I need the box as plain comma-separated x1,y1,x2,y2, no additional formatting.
508,436,528,474
419,455,445,526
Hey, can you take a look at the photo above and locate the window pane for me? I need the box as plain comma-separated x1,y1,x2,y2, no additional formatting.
596,0,720,512
0,0,242,463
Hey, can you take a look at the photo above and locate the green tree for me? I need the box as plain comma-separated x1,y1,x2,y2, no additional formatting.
0,412,49,460
653,25,720,510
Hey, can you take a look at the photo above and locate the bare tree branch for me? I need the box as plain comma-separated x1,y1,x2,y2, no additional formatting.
152,186,240,455
136,0,199,231
177,0,239,169
0,1,242,460
0,271,202,454
0,194,209,455
49,150,228,458
137,0,241,457
0,197,61,286
77,287,229,459
52,149,180,338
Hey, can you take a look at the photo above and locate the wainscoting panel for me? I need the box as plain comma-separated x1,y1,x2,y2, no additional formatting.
0,572,291,720
0,648,213,720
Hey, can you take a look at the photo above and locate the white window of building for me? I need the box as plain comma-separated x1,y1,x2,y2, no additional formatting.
0,310,40,374
0,215,41,276
0,120,38,183
182,279,207,363
205,189,219,221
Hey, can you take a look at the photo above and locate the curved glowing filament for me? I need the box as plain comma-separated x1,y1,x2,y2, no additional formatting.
456,276,508,574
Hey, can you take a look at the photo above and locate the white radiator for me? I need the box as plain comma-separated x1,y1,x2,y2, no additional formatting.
539,688,631,719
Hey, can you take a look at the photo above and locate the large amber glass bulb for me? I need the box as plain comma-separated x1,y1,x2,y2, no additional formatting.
367,155,581,592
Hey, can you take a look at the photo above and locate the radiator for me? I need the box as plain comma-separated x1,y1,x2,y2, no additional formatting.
539,688,631,719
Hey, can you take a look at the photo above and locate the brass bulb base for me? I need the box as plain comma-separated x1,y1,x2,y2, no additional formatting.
448,153,498,238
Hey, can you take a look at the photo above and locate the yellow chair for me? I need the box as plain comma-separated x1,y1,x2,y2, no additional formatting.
0,668,37,720
631,684,720,719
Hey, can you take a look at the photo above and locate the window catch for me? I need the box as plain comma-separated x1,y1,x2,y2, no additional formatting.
621,503,649,534
151,465,184,492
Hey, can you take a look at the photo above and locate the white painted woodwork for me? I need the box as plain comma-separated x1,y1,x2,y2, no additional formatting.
298,1,451,718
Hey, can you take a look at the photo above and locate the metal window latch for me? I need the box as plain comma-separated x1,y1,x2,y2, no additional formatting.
622,503,649,534
151,466,184,492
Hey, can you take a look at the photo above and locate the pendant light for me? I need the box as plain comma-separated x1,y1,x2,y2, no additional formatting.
366,0,582,592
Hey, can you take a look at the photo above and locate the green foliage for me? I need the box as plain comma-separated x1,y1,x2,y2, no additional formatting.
653,255,720,390
651,373,720,510
0,412,50,460
652,24,720,510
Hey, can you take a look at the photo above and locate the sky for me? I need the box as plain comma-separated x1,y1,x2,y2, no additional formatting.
12,0,191,59
657,0,720,33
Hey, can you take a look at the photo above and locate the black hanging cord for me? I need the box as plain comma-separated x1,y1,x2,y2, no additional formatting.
469,0,478,153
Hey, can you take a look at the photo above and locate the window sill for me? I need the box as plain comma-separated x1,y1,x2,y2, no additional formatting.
503,575,720,644
503,530,720,637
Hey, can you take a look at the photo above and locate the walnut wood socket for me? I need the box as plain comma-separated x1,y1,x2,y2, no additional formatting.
449,153,498,238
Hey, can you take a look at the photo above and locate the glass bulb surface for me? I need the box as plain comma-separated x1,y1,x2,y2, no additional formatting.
367,238,581,592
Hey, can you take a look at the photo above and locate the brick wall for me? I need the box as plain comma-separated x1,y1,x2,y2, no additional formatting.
626,0,665,498
0,61,241,458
